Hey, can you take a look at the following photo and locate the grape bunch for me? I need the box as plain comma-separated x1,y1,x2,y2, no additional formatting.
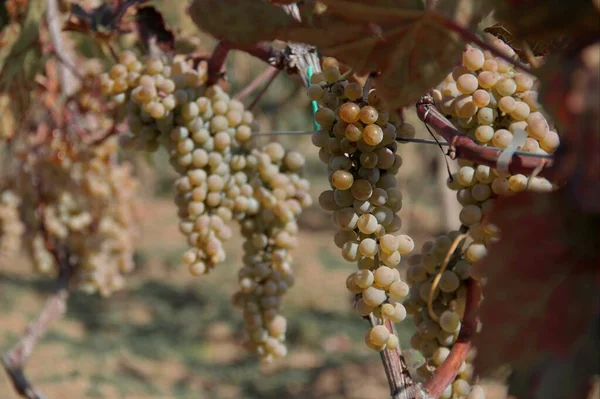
10,137,139,296
307,58,415,351
0,189,24,262
401,42,561,398
101,51,259,275
233,143,312,363
102,52,312,360
403,231,485,399
436,41,559,269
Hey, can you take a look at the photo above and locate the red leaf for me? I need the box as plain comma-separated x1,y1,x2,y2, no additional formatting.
473,190,600,392
539,41,600,214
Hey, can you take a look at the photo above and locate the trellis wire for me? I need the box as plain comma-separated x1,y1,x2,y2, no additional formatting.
252,130,554,160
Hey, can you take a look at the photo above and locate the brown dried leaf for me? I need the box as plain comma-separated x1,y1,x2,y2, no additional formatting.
134,6,174,52
483,23,569,61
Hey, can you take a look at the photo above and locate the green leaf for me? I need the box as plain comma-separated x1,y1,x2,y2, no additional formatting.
188,0,298,44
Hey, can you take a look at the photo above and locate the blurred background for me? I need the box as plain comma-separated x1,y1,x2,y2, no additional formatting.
0,1,508,398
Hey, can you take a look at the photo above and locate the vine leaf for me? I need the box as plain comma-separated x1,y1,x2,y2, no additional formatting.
538,41,600,214
490,0,600,42
189,0,489,108
188,0,297,44
473,190,600,398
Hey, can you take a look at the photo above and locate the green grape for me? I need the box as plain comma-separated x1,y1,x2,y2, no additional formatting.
462,47,484,71
440,311,461,333
368,325,391,346
457,74,479,94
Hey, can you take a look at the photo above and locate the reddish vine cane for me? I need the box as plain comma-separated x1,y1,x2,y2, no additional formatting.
416,96,554,177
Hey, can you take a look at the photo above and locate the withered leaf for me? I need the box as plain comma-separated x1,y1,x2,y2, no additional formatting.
135,6,175,52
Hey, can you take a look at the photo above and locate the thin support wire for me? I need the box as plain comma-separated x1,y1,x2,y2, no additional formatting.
250,130,555,160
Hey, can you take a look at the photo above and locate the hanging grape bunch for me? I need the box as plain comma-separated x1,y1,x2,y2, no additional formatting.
101,51,263,275
101,52,312,361
233,143,311,363
11,136,139,297
307,57,414,352
437,39,558,269
399,40,561,399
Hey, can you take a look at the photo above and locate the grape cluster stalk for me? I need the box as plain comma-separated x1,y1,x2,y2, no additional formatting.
307,57,415,352
101,52,312,361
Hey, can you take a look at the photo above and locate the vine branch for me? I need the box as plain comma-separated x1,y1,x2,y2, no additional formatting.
2,270,71,399
234,66,280,105
2,204,73,399
416,96,554,176
423,280,482,397
365,314,427,399
206,40,319,86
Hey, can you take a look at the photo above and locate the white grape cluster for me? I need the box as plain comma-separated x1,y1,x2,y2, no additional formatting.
435,41,558,197
101,51,257,274
14,137,139,296
403,232,485,399
0,189,24,262
307,58,415,351
102,53,312,360
436,42,560,274
233,143,312,363
401,42,561,398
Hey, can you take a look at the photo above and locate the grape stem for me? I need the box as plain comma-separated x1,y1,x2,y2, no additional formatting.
205,40,320,87
423,279,482,398
365,314,429,399
205,40,290,86
234,66,280,103
416,96,555,176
